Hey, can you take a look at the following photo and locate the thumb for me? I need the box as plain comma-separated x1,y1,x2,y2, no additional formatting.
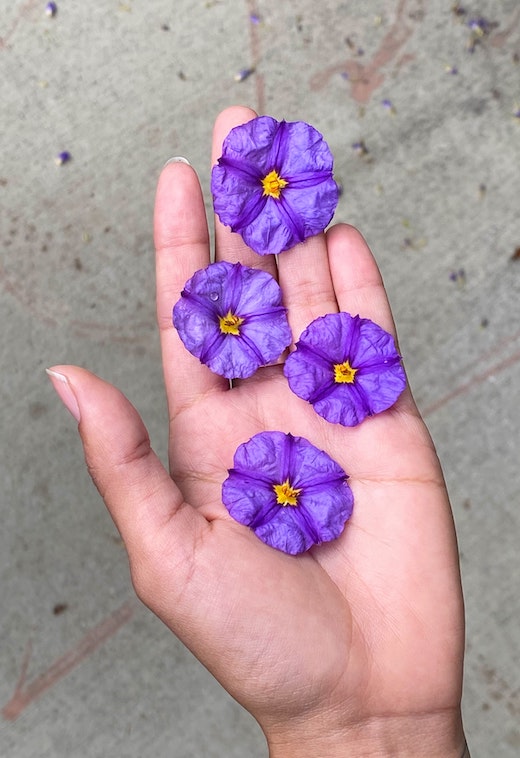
46,365,208,604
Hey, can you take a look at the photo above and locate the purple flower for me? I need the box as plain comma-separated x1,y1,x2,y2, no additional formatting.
352,140,369,157
466,16,494,35
381,98,396,114
284,313,406,426
222,431,353,554
45,2,57,17
54,151,71,165
211,116,338,256
234,67,255,82
173,261,292,379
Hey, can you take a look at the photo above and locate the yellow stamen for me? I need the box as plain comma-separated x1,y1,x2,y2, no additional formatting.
219,311,244,335
334,360,358,384
261,169,288,199
273,479,301,507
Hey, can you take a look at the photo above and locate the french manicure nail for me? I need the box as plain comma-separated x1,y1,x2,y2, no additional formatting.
46,368,81,422
163,156,191,168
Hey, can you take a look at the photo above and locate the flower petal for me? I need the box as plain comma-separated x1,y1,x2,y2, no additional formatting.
233,266,284,315
211,165,267,233
311,385,370,427
227,429,288,483
253,507,315,554
276,120,335,177
299,482,354,542
282,178,338,238
223,470,279,528
217,116,281,175
238,197,297,256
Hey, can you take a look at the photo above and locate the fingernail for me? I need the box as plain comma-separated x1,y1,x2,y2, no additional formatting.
163,156,191,168
46,368,81,422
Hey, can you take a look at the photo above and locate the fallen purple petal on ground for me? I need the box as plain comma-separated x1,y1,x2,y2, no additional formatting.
55,151,71,165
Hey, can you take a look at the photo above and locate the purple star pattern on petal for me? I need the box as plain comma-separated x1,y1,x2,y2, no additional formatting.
222,432,353,554
173,261,292,380
284,313,406,426
211,116,339,256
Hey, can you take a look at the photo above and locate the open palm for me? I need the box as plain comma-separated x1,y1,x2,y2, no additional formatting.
53,107,466,756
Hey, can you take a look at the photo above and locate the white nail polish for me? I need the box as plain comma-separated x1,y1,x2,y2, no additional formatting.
46,368,81,423
163,156,191,168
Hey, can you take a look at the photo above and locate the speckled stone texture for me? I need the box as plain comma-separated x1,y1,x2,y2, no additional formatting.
1,1,519,755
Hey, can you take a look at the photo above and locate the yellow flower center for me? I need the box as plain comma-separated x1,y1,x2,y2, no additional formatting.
273,479,301,507
219,311,244,335
261,169,288,199
334,360,358,384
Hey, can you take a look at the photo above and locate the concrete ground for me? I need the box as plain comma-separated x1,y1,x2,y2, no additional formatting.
1,0,519,755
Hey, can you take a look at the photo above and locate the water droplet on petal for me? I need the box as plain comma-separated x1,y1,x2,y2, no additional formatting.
209,291,219,301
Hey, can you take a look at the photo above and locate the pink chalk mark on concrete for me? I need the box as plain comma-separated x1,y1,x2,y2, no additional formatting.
310,0,418,104
0,0,42,50
422,329,520,416
423,349,520,416
488,7,520,49
69,318,153,347
2,600,135,721
0,263,59,327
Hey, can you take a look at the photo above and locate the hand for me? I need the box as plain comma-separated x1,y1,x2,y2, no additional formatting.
48,106,466,757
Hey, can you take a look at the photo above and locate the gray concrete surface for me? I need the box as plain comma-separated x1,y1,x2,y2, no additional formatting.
1,0,519,755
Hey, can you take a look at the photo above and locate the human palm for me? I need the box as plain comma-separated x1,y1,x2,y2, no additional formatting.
52,107,466,755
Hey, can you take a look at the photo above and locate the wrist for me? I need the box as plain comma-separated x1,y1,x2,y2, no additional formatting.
265,709,466,758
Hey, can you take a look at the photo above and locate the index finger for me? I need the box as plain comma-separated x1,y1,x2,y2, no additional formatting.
154,160,229,417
